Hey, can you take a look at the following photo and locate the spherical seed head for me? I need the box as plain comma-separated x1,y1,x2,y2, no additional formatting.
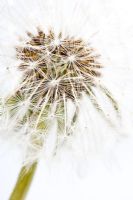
16,29,102,104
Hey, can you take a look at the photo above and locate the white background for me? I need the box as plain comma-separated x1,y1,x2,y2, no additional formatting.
0,0,133,199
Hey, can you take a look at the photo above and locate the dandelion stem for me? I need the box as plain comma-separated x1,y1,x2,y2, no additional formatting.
9,162,37,200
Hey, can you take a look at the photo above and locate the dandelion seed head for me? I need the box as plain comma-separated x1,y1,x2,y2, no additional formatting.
15,28,102,103
2,22,121,166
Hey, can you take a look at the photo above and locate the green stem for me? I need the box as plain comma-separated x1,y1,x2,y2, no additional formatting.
9,162,37,200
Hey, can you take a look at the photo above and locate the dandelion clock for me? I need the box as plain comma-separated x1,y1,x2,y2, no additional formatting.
0,0,129,199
